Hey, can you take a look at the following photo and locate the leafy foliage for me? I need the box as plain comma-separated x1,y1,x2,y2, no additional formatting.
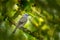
0,0,60,40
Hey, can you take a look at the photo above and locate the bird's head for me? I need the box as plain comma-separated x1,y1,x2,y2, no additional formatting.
24,13,29,16
23,13,29,17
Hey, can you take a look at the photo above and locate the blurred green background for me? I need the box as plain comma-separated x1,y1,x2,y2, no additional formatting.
0,0,60,40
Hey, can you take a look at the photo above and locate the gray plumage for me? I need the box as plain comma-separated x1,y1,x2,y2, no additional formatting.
12,14,28,33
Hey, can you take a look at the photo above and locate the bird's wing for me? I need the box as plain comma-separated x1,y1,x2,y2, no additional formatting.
17,17,27,27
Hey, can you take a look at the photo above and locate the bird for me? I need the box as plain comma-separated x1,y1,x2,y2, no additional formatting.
12,14,29,33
